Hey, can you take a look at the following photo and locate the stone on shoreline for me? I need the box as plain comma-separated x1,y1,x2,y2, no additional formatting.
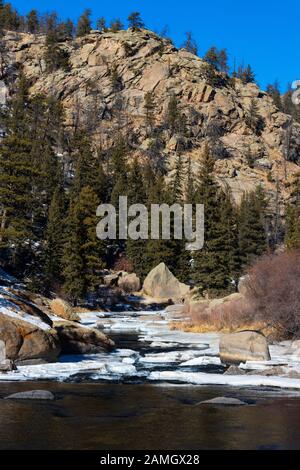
220,331,271,365
197,396,247,406
5,390,55,400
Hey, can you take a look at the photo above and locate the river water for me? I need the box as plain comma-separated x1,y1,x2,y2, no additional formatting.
1,308,300,449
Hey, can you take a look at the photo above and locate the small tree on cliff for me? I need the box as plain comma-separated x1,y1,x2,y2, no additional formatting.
127,12,144,30
76,9,91,37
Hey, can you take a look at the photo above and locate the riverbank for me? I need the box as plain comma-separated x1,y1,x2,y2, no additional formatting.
1,308,300,390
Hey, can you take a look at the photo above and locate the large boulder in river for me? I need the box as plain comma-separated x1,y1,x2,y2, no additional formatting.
219,331,270,365
143,263,190,301
54,320,115,354
0,289,61,363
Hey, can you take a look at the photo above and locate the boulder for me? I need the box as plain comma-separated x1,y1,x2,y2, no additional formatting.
223,365,246,375
118,273,141,293
5,390,55,400
49,298,80,322
0,313,61,363
143,263,190,301
54,321,115,354
197,397,247,406
219,331,271,365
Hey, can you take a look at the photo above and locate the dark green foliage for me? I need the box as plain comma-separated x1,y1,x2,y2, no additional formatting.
96,17,107,32
26,9,39,33
245,98,265,135
63,187,106,304
236,64,256,84
285,174,300,250
44,29,70,72
238,186,268,268
204,46,228,73
76,9,91,37
266,81,282,110
192,144,234,296
127,12,144,30
44,186,66,287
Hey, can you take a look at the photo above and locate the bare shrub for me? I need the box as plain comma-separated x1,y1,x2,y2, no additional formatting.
183,295,257,333
244,251,300,339
113,256,133,273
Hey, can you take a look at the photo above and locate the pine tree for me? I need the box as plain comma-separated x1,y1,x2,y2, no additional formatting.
285,173,300,250
76,9,91,37
245,98,265,135
44,186,66,287
238,187,268,268
127,12,144,30
237,64,256,84
266,81,282,110
96,17,107,32
44,27,70,72
63,186,106,304
125,158,148,277
27,9,39,33
192,144,231,296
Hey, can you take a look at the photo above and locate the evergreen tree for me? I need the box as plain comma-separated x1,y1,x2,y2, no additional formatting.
44,186,66,287
237,64,256,84
127,12,144,30
245,98,265,135
44,27,70,72
63,186,106,304
238,186,268,268
285,173,300,250
27,9,39,33
192,144,231,296
76,9,91,37
96,17,107,32
266,81,282,110
125,158,148,277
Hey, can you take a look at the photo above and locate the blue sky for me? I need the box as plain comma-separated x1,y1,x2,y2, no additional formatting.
11,0,300,91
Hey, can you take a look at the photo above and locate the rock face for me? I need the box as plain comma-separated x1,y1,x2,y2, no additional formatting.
0,28,299,211
219,331,271,364
54,321,115,354
5,390,55,400
117,273,141,293
143,263,190,301
49,298,80,322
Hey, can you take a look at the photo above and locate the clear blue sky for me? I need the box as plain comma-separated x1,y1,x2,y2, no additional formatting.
11,0,300,91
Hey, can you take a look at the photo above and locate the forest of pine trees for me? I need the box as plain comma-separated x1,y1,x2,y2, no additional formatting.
0,1,300,305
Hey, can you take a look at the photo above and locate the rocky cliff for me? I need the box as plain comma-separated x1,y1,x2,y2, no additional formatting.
1,27,300,208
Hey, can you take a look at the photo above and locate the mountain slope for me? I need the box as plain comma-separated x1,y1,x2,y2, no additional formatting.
1,27,300,207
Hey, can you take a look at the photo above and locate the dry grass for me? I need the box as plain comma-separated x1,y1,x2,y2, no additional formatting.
173,293,274,337
170,320,273,336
